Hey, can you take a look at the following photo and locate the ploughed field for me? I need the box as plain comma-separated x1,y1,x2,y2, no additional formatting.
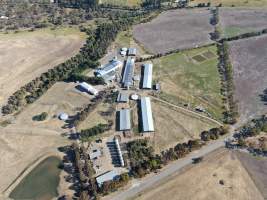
189,0,267,7
134,149,265,200
0,28,85,109
219,8,267,38
133,8,213,54
229,35,267,124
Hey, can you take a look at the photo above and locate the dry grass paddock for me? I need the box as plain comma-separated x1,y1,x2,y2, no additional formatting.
151,100,218,153
0,27,85,108
134,149,264,200
133,8,213,54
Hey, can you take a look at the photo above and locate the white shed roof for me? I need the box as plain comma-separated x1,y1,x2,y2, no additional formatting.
96,170,119,187
140,97,154,132
119,109,131,131
142,63,153,89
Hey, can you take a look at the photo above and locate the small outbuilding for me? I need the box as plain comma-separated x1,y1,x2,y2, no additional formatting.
79,82,98,95
128,48,137,56
119,109,131,131
117,92,129,103
59,113,69,121
96,170,119,187
131,94,139,100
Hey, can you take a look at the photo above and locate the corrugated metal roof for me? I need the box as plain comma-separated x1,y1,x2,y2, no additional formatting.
142,63,153,89
122,58,135,88
140,97,154,132
96,59,122,77
79,82,98,95
96,170,119,187
117,93,129,103
119,109,131,131
128,48,137,55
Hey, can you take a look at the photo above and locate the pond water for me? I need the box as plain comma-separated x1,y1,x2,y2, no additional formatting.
9,156,62,200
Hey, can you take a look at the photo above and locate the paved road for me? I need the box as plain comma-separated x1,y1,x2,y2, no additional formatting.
109,136,230,200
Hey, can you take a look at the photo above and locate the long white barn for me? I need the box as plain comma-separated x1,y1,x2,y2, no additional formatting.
95,59,123,77
140,97,154,132
79,82,98,95
142,63,153,89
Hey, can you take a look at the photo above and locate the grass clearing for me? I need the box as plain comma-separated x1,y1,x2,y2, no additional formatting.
152,45,224,121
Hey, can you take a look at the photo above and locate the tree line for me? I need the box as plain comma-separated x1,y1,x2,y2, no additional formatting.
127,126,228,178
80,123,112,141
217,41,238,124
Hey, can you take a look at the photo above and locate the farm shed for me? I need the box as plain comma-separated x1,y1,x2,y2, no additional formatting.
119,109,131,131
89,149,101,160
95,59,122,77
142,63,153,89
140,97,154,132
96,170,119,187
122,57,135,89
114,138,125,167
79,82,98,95
117,92,129,103
128,48,137,56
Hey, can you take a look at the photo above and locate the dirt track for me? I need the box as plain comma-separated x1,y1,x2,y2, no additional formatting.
133,8,213,54
0,29,85,109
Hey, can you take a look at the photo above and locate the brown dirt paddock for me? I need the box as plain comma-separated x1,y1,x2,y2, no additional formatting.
189,0,267,7
134,149,264,200
0,28,85,109
219,8,267,38
133,8,213,54
229,35,267,124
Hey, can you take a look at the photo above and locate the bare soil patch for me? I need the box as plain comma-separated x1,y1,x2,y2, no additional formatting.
189,0,267,7
229,35,267,124
0,28,85,108
133,8,213,54
220,8,267,38
135,149,264,200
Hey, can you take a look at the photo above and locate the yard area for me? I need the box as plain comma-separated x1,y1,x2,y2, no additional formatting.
219,8,267,38
152,45,224,121
133,8,213,54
